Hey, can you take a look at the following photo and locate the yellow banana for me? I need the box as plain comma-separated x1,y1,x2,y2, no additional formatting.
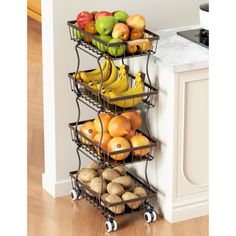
73,59,107,82
88,81,98,91
101,60,118,86
97,60,118,91
72,72,81,80
80,59,111,83
86,59,108,76
100,88,111,99
105,65,129,93
109,72,144,108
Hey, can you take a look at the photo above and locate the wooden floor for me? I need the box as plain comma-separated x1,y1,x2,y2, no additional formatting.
27,17,208,236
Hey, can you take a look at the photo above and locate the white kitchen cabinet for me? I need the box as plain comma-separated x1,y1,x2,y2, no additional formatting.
139,27,209,223
154,27,209,223
171,68,209,222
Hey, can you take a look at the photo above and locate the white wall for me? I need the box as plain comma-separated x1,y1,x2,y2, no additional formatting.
61,0,207,30
41,0,208,197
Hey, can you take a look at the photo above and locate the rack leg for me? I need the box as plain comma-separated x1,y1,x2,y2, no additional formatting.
74,43,81,95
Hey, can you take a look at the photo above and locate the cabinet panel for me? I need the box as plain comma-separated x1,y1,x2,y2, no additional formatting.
183,79,208,185
175,70,208,199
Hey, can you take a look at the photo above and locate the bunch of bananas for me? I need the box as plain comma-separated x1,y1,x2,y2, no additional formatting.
109,72,144,108
73,59,144,108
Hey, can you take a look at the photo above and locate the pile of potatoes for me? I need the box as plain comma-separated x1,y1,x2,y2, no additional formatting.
78,161,147,214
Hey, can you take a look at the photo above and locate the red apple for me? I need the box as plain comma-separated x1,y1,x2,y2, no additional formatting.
95,11,113,21
127,14,146,30
112,23,130,41
77,11,93,29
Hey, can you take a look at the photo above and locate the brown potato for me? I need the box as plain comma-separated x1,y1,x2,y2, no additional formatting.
112,175,132,189
78,168,97,182
126,180,135,192
102,168,120,182
113,166,126,176
101,193,110,206
90,177,107,194
133,187,147,197
107,182,125,196
106,194,125,214
122,192,141,209
87,161,100,170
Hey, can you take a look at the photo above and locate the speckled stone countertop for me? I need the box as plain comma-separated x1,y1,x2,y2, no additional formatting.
153,26,209,73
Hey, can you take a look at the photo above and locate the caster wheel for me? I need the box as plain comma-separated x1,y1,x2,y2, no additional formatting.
70,189,82,201
144,211,157,223
105,220,117,232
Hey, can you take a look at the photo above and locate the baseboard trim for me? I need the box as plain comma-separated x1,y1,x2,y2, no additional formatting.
42,173,71,197
171,199,208,223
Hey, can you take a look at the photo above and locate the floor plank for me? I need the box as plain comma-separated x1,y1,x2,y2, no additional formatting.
27,16,209,236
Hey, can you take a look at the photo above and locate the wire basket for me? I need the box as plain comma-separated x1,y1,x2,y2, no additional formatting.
68,68,158,114
70,169,156,218
68,20,159,60
69,120,159,166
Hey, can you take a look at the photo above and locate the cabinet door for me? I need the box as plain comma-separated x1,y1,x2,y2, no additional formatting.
174,69,208,199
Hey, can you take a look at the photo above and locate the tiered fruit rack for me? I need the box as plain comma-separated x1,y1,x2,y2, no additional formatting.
67,20,160,232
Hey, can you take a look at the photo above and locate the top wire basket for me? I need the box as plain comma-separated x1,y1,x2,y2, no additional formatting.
68,20,159,60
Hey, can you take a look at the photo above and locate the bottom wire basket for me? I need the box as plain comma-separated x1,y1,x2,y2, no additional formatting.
69,168,158,232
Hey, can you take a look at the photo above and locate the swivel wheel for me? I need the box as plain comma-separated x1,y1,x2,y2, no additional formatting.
144,211,157,223
70,189,82,201
105,220,118,232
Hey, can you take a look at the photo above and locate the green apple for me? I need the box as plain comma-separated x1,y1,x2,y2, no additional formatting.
95,16,115,35
114,11,129,23
108,38,126,57
92,35,100,48
98,35,112,52
113,17,119,25
73,28,84,39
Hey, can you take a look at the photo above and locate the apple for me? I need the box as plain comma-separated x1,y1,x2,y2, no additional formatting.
138,36,152,53
95,11,112,20
97,35,112,52
108,38,126,57
91,11,98,20
113,17,119,25
83,36,92,43
73,28,84,39
114,10,129,23
84,21,97,35
95,16,115,35
77,11,93,29
126,44,138,54
92,35,100,48
130,28,144,40
112,23,130,41
126,14,146,30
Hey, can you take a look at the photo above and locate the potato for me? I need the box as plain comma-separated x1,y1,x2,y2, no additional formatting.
106,194,125,214
126,180,135,192
114,166,126,176
87,161,100,170
101,193,110,201
112,175,132,189
133,187,147,198
101,193,110,206
133,187,147,204
102,168,120,182
80,180,93,196
122,192,141,209
78,168,97,182
107,182,125,196
90,177,107,194
80,180,90,187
